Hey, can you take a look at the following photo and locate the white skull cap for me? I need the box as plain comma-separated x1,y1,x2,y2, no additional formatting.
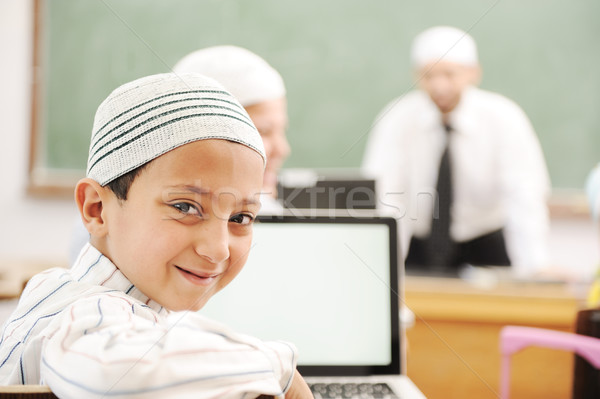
173,45,286,107
411,26,479,68
87,72,265,186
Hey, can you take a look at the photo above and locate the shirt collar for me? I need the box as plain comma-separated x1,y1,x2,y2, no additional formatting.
72,243,166,314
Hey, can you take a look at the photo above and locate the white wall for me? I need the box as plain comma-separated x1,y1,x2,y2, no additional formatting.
0,0,78,267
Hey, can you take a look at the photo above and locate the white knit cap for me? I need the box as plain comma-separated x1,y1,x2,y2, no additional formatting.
87,73,265,186
172,45,286,107
411,26,479,68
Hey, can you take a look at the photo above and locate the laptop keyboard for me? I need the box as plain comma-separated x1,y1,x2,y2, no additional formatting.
309,382,400,398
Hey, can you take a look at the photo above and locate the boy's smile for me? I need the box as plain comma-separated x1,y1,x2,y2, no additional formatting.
174,264,222,286
92,139,264,311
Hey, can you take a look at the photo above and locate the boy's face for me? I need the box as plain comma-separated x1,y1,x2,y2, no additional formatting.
245,97,290,199
95,139,264,311
416,60,481,114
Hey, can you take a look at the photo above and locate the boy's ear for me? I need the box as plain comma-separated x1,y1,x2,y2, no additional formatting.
74,178,110,237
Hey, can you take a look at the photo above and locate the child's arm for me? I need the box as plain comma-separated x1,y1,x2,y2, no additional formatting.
284,369,313,398
256,370,313,399
40,294,297,398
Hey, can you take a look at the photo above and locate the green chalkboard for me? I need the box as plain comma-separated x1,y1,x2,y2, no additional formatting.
36,0,600,189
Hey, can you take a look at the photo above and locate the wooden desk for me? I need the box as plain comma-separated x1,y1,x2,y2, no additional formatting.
404,275,586,399
0,385,57,398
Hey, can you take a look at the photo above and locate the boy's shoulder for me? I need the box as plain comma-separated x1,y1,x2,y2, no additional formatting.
2,264,165,347
0,265,164,385
8,266,125,326
22,262,164,316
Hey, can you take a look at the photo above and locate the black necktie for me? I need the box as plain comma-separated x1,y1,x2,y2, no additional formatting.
428,124,454,268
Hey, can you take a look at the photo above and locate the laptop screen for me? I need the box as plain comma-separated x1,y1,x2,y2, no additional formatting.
200,214,400,376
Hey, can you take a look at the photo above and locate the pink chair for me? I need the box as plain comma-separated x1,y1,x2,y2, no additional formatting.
499,325,600,399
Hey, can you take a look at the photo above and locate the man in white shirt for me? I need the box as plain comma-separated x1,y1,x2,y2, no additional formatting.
362,26,550,278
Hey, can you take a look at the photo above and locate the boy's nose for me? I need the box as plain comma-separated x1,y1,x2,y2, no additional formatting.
194,220,230,264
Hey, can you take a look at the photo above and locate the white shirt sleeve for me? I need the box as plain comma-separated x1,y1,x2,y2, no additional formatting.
362,98,415,255
494,97,551,276
41,294,296,399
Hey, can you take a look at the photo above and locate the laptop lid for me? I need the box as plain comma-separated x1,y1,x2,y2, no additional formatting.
200,213,401,377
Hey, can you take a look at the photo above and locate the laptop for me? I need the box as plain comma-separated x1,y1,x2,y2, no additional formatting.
277,168,377,210
200,211,426,398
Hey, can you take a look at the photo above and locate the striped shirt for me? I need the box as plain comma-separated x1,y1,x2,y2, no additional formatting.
0,244,296,398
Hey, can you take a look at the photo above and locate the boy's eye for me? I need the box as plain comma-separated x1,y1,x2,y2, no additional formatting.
229,213,254,225
172,202,200,216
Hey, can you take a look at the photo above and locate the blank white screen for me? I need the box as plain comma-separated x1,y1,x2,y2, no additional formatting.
200,222,392,366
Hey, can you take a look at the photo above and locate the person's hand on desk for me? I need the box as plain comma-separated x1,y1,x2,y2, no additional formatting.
284,369,313,398
256,369,313,399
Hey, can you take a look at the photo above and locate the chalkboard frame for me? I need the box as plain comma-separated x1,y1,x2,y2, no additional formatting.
28,0,84,197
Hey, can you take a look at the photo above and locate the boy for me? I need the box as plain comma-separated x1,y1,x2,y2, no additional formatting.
0,73,311,398
70,45,290,264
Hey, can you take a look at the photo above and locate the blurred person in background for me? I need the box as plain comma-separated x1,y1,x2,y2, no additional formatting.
363,26,551,278
173,45,290,212
585,163,600,306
